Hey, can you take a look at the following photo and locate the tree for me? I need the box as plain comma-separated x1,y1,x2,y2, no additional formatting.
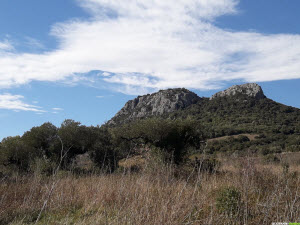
88,126,117,172
112,118,203,164
57,119,91,168
22,122,58,159
0,136,36,172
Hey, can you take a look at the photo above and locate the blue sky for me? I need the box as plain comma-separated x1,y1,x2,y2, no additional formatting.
0,0,300,140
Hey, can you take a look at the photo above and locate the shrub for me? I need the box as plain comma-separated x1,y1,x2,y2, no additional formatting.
29,157,56,176
112,118,204,165
88,127,118,173
259,148,270,156
216,187,242,217
282,162,290,175
0,136,38,173
236,135,250,143
263,154,280,163
192,156,220,173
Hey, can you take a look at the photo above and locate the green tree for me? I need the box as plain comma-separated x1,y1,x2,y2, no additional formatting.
57,119,92,168
112,118,203,164
22,122,58,159
88,126,117,172
0,136,36,172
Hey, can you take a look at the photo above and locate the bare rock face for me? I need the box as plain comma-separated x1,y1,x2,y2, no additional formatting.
108,83,267,125
210,83,266,100
109,88,201,125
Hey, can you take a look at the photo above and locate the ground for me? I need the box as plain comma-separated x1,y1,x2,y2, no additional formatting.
1,152,300,225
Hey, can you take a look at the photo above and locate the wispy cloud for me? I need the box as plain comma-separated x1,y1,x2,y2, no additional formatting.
52,107,63,111
0,94,45,112
0,0,299,94
24,37,45,50
0,40,14,51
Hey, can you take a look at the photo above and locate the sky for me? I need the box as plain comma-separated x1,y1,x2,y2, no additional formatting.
0,0,300,140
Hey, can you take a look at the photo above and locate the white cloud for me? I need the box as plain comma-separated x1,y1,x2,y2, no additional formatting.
0,40,14,52
100,72,111,77
96,95,104,98
52,107,63,111
0,94,45,112
0,0,299,94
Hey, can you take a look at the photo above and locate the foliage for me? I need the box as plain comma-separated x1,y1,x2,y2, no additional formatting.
263,154,280,163
1,94,300,175
191,156,220,173
111,118,203,164
170,96,300,153
0,121,118,174
0,136,37,173
216,187,242,217
88,126,117,172
22,122,58,158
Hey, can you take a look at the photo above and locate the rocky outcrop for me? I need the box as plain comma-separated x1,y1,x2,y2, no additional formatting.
108,83,267,125
210,83,266,100
108,88,201,125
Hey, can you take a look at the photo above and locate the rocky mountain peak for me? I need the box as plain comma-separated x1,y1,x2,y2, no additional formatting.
108,88,201,125
210,83,266,100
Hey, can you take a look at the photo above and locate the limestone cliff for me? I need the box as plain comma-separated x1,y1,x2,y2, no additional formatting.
210,83,266,100
108,83,267,125
108,88,201,124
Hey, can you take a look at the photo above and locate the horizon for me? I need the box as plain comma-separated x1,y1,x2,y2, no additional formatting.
1,0,300,140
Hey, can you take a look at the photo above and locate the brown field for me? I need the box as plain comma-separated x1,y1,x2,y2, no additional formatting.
1,153,300,225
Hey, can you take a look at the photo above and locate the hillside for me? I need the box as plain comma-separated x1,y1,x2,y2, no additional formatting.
1,83,299,174
108,88,201,125
110,83,299,135
1,83,300,224
109,83,300,154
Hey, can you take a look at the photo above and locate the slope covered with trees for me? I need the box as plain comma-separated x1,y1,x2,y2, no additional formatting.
0,84,299,176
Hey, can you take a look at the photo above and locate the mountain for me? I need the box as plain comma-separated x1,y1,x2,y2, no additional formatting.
108,83,300,153
1,83,299,178
109,83,298,128
210,83,266,100
108,88,201,125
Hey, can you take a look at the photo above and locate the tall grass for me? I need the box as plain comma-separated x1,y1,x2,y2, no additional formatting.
1,156,300,225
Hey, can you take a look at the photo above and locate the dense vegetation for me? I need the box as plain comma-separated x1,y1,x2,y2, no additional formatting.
1,94,300,224
0,120,113,176
173,95,300,137
1,95,300,176
0,118,205,176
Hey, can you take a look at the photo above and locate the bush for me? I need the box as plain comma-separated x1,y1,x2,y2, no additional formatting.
216,187,242,217
263,154,280,163
88,127,117,173
111,118,204,165
0,136,38,173
282,162,290,175
192,156,220,173
236,135,250,143
29,157,56,176
259,148,267,156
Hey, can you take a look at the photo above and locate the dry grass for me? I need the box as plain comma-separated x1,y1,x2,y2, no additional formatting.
1,156,300,225
118,155,146,170
207,134,259,142
220,152,300,175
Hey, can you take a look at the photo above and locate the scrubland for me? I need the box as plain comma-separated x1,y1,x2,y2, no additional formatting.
1,153,300,225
